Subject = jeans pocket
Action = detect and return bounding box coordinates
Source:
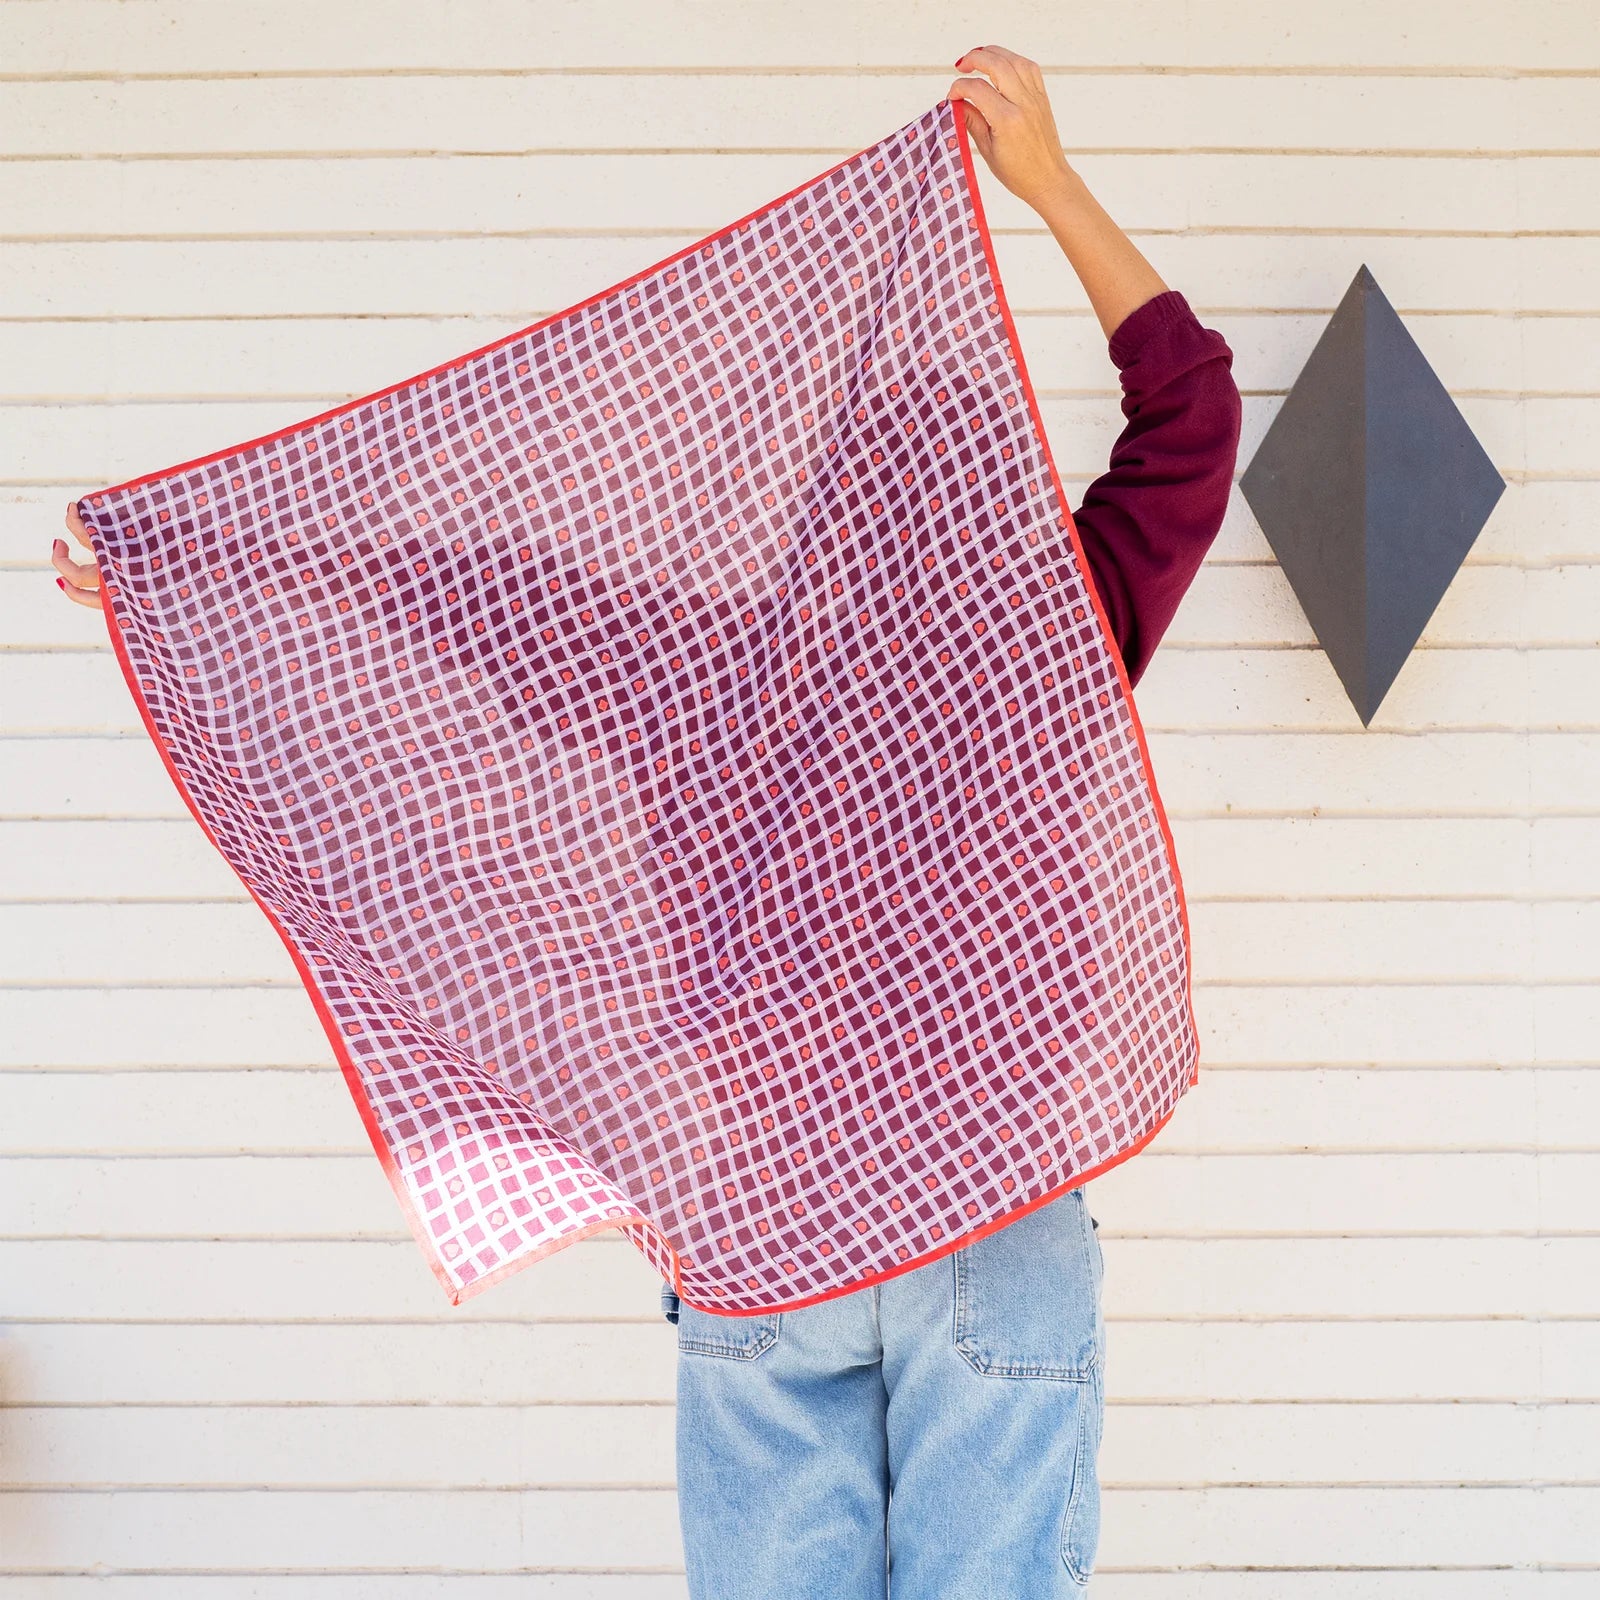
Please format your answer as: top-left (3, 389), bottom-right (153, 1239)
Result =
top-left (952, 1183), bottom-right (1101, 1381)
top-left (675, 1296), bottom-right (782, 1360)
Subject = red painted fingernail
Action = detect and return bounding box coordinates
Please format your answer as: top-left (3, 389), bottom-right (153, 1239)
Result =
top-left (56, 576), bottom-right (65, 589)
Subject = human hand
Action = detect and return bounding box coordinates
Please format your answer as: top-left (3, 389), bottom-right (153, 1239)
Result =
top-left (52, 500), bottom-right (105, 610)
top-left (949, 45), bottom-right (1082, 214)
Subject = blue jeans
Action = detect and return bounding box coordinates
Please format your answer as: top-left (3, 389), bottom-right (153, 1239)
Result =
top-left (660, 1182), bottom-right (1106, 1598)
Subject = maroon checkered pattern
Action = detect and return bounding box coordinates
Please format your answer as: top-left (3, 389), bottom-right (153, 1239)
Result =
top-left (80, 98), bottom-right (1199, 1311)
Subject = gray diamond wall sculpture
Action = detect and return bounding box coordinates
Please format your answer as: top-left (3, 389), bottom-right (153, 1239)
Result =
top-left (1239, 264), bottom-right (1506, 725)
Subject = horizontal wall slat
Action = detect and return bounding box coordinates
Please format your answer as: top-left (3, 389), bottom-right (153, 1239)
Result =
top-left (0, 982), bottom-right (1579, 1075)
top-left (10, 641), bottom-right (1600, 738)
top-left (0, 1581), bottom-right (1591, 1600)
top-left (5, 1236), bottom-right (1600, 1320)
top-left (2, 1584), bottom-right (686, 1600)
top-left (3, 816), bottom-right (1598, 901)
top-left (0, 1485), bottom-right (684, 1574)
top-left (5, 1152), bottom-right (1599, 1238)
top-left (3, 0), bottom-right (1595, 72)
top-left (1, 1484), bottom-right (1596, 1572)
top-left (16, 564), bottom-right (1600, 658)
top-left (13, 480), bottom-right (1600, 571)
top-left (4, 979), bottom-right (1594, 1066)
top-left (4, 151), bottom-right (1598, 238)
top-left (6, 896), bottom-right (1598, 985)
top-left (0, 820), bottom-right (246, 901)
top-left (9, 732), bottom-right (1600, 820)
top-left (0, 1584), bottom-right (683, 1600)
top-left (7, 1399), bottom-right (1598, 1489)
top-left (0, 392), bottom-right (1550, 492)
top-left (9, 1066), bottom-right (1598, 1155)
top-left (10, 1319), bottom-right (1600, 1406)
top-left (11, 309), bottom-right (1595, 401)
top-left (5, 236), bottom-right (1599, 325)
top-left (6, 73), bottom-right (1600, 158)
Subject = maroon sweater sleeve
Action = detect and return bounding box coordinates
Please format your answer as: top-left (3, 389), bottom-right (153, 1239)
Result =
top-left (1069, 288), bottom-right (1242, 689)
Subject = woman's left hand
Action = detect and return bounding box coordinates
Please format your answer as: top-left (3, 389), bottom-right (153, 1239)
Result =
top-left (949, 45), bottom-right (1081, 214)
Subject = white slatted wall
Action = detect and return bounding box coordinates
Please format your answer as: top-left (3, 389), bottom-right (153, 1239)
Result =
top-left (2, 2), bottom-right (1598, 1593)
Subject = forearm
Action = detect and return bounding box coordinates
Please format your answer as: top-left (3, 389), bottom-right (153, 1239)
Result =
top-left (1032, 171), bottom-right (1169, 344)
top-left (945, 46), bottom-right (1239, 690)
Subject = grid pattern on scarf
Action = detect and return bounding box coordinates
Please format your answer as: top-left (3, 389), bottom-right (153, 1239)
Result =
top-left (81, 98), bottom-right (1198, 1311)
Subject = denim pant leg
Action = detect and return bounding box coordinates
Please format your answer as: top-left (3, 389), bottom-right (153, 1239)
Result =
top-left (667, 1276), bottom-right (890, 1600)
top-left (880, 1184), bottom-right (1106, 1597)
top-left (663, 1182), bottom-right (1105, 1599)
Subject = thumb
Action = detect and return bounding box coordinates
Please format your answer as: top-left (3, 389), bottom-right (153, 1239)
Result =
top-left (948, 87), bottom-right (995, 166)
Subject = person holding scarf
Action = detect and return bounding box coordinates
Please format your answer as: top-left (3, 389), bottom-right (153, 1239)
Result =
top-left (52, 42), bottom-right (1241, 1600)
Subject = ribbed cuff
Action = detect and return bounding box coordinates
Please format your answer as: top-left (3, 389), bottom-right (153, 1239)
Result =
top-left (1107, 288), bottom-right (1200, 369)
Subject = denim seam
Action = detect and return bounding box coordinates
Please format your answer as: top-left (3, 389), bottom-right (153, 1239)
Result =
top-left (677, 1311), bottom-right (782, 1360)
top-left (1060, 1361), bottom-right (1101, 1585)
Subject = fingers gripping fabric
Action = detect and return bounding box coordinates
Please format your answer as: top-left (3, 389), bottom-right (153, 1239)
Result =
top-left (79, 99), bottom-right (1199, 1313)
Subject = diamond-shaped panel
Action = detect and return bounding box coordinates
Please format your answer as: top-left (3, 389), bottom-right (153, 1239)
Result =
top-left (1240, 264), bottom-right (1506, 725)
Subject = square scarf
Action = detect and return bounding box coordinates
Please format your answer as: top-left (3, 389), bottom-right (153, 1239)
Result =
top-left (78, 97), bottom-right (1199, 1313)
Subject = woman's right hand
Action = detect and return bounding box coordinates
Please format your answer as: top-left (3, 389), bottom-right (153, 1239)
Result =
top-left (53, 501), bottom-right (105, 610)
